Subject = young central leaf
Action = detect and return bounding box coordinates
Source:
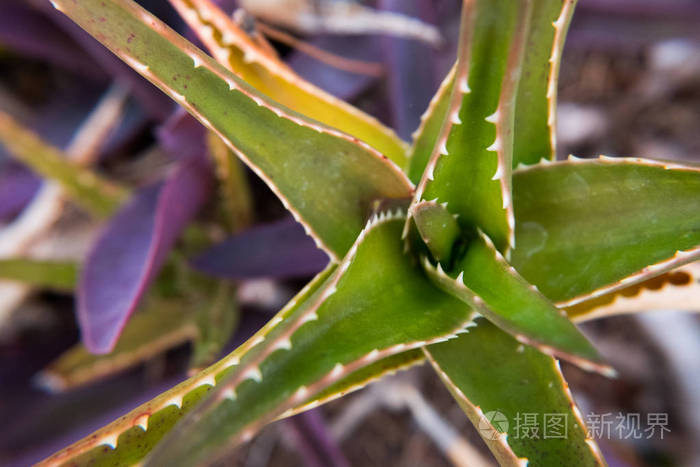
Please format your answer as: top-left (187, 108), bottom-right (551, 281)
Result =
top-left (410, 200), bottom-right (462, 264)
top-left (415, 0), bottom-right (531, 252)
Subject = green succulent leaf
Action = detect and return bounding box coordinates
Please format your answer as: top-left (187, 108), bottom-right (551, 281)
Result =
top-left (50, 0), bottom-right (412, 261)
top-left (0, 258), bottom-right (77, 292)
top-left (0, 110), bottom-right (128, 218)
top-left (169, 0), bottom-right (408, 167)
top-left (413, 0), bottom-right (531, 252)
top-left (410, 200), bottom-right (461, 264)
top-left (513, 0), bottom-right (576, 166)
top-left (512, 157), bottom-right (700, 306)
top-left (425, 320), bottom-right (605, 466)
top-left (38, 265), bottom-right (338, 466)
top-left (408, 0), bottom-right (576, 177)
top-left (39, 211), bottom-right (474, 467)
top-left (422, 230), bottom-right (610, 375)
top-left (37, 300), bottom-right (198, 392)
top-left (142, 212), bottom-right (476, 466)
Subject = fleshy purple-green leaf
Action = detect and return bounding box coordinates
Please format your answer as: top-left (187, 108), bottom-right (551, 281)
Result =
top-left (192, 219), bottom-right (329, 280)
top-left (78, 155), bottom-right (212, 353)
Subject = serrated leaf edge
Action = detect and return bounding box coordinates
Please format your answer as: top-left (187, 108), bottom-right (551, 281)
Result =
top-left (51, 0), bottom-right (413, 262)
top-left (515, 154), bottom-right (700, 174)
top-left (170, 0), bottom-right (408, 160)
top-left (517, 156), bottom-right (700, 307)
top-left (550, 359), bottom-right (607, 465)
top-left (37, 265), bottom-right (337, 465)
top-left (279, 351), bottom-right (425, 419)
top-left (424, 341), bottom-right (606, 466)
top-left (544, 0), bottom-right (577, 159)
top-left (198, 209), bottom-right (479, 447)
top-left (423, 344), bottom-right (528, 467)
top-left (483, 0), bottom-right (532, 251)
top-left (420, 245), bottom-right (615, 378)
top-left (407, 0), bottom-right (475, 238)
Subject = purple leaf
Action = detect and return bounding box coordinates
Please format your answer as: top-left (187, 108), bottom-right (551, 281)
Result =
top-left (378, 0), bottom-right (442, 140)
top-left (0, 2), bottom-right (101, 79)
top-left (0, 162), bottom-right (41, 222)
top-left (78, 155), bottom-right (213, 354)
top-left (156, 110), bottom-right (207, 160)
top-left (37, 3), bottom-right (174, 121)
top-left (192, 219), bottom-right (329, 280)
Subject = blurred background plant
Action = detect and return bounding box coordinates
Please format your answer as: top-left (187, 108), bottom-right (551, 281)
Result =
top-left (1, 0), bottom-right (700, 466)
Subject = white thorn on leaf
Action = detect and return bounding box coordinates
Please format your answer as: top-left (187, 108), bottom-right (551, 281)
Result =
top-left (225, 355), bottom-right (240, 367)
top-left (273, 337), bottom-right (292, 351)
top-left (134, 414), bottom-right (149, 431)
top-left (171, 91), bottom-right (187, 105)
top-left (502, 191), bottom-right (512, 210)
top-left (100, 433), bottom-right (119, 450)
top-left (300, 312), bottom-right (319, 324)
top-left (221, 387), bottom-right (237, 401)
top-left (486, 138), bottom-right (501, 153)
top-left (163, 394), bottom-right (183, 409)
top-left (122, 55), bottom-right (149, 74)
top-left (242, 367), bottom-right (263, 383)
top-left (491, 163), bottom-right (504, 181)
top-left (269, 316), bottom-right (283, 327)
top-left (139, 11), bottom-right (158, 26)
top-left (295, 385), bottom-right (309, 399)
top-left (196, 374), bottom-right (217, 388)
top-left (436, 262), bottom-right (446, 275)
top-left (485, 111), bottom-right (500, 124)
top-left (330, 363), bottom-right (344, 378)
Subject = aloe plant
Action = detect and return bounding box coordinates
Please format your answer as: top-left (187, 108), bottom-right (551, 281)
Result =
top-left (13, 0), bottom-right (700, 465)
